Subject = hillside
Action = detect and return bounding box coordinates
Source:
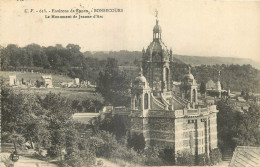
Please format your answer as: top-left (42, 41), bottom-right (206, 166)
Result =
top-left (84, 51), bottom-right (260, 69)
top-left (174, 54), bottom-right (260, 69)
top-left (84, 50), bottom-right (184, 65)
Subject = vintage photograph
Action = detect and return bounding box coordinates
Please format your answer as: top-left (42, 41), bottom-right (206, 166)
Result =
top-left (1, 0), bottom-right (260, 166)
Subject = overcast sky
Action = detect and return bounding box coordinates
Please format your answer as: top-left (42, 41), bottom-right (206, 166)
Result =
top-left (1, 0), bottom-right (260, 61)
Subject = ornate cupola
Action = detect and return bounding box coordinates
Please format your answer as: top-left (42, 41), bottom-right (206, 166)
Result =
top-left (182, 66), bottom-right (198, 105)
top-left (153, 12), bottom-right (162, 41)
top-left (141, 10), bottom-right (172, 93)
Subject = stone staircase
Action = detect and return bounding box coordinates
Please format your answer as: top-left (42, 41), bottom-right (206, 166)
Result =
top-left (222, 147), bottom-right (235, 162)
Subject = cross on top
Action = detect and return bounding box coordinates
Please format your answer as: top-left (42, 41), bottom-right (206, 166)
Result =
top-left (155, 9), bottom-right (158, 19)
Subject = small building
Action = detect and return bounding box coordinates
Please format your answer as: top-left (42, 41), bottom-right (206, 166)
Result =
top-left (41, 75), bottom-right (53, 88)
top-left (74, 78), bottom-right (80, 85)
top-left (206, 80), bottom-right (215, 90)
top-left (9, 75), bottom-right (17, 86)
top-left (206, 73), bottom-right (229, 98)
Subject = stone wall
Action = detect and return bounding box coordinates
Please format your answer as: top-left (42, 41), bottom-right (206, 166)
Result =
top-left (130, 108), bottom-right (218, 156)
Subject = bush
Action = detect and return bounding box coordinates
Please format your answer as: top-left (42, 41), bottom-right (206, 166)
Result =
top-left (197, 153), bottom-right (210, 166)
top-left (143, 147), bottom-right (165, 166)
top-left (111, 144), bottom-right (141, 164)
top-left (1, 155), bottom-right (14, 167)
top-left (90, 131), bottom-right (118, 158)
top-left (127, 133), bottom-right (146, 152)
top-left (159, 148), bottom-right (175, 165)
top-left (210, 148), bottom-right (222, 165)
top-left (175, 150), bottom-right (195, 166)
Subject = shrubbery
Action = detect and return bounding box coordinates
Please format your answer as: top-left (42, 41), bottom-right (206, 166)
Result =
top-left (209, 148), bottom-right (222, 165)
top-left (175, 150), bottom-right (195, 166)
top-left (175, 148), bottom-right (222, 166)
top-left (197, 153), bottom-right (210, 166)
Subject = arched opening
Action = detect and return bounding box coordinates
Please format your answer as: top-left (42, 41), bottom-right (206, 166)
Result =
top-left (193, 89), bottom-right (196, 103)
top-left (144, 93), bottom-right (149, 109)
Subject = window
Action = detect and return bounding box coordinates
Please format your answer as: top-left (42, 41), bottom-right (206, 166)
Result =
top-left (166, 68), bottom-right (169, 90)
top-left (144, 93), bottom-right (149, 109)
top-left (193, 89), bottom-right (196, 102)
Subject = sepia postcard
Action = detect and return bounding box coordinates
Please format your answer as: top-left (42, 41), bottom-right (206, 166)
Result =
top-left (1, 0), bottom-right (260, 167)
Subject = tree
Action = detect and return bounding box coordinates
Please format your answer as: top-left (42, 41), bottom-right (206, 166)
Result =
top-left (209, 148), bottom-right (222, 165)
top-left (20, 49), bottom-right (29, 68)
top-left (241, 90), bottom-right (245, 96)
top-left (41, 93), bottom-right (74, 158)
top-left (41, 52), bottom-right (50, 68)
top-left (6, 44), bottom-right (21, 70)
top-left (127, 133), bottom-right (145, 153)
top-left (200, 81), bottom-right (206, 95)
top-left (66, 44), bottom-right (81, 53)
top-left (1, 84), bottom-right (50, 153)
top-left (233, 104), bottom-right (260, 146)
top-left (217, 99), bottom-right (240, 148)
top-left (175, 150), bottom-right (195, 166)
top-left (82, 99), bottom-right (94, 112)
top-left (217, 99), bottom-right (260, 149)
top-left (90, 131), bottom-right (118, 158)
top-left (197, 153), bottom-right (210, 166)
top-left (96, 58), bottom-right (131, 107)
top-left (25, 44), bottom-right (42, 67)
top-left (63, 125), bottom-right (96, 167)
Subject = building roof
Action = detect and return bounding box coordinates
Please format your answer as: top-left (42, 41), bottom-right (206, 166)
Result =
top-left (229, 146), bottom-right (260, 167)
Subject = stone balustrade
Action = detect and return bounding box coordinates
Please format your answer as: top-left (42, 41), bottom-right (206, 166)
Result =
top-left (131, 105), bottom-right (217, 118)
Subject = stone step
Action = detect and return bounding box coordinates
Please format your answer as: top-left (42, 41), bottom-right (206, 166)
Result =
top-left (221, 147), bottom-right (234, 162)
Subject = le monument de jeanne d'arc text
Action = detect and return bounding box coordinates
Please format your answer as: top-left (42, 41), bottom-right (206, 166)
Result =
top-left (128, 13), bottom-right (219, 157)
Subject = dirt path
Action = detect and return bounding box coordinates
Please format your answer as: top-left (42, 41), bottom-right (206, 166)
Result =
top-left (97, 158), bottom-right (121, 167)
top-left (1, 153), bottom-right (57, 167)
